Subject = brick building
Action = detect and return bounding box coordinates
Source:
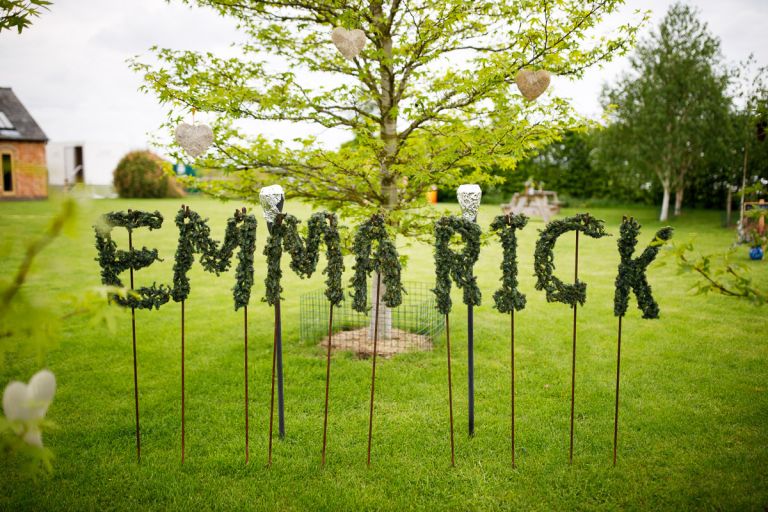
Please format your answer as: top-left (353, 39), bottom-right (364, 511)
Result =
top-left (0, 88), bottom-right (48, 200)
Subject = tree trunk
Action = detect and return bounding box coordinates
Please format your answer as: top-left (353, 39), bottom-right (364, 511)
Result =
top-left (369, 1), bottom-right (396, 340)
top-left (660, 183), bottom-right (671, 222)
top-left (674, 187), bottom-right (684, 217)
top-left (738, 144), bottom-right (749, 242)
top-left (368, 275), bottom-right (392, 340)
top-left (725, 185), bottom-right (733, 227)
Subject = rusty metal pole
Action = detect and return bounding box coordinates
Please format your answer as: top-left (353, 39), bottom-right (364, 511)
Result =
top-left (321, 304), bottom-right (334, 466)
top-left (244, 305), bottom-right (249, 464)
top-left (569, 229), bottom-right (579, 465)
top-left (613, 315), bottom-right (623, 466)
top-left (128, 226), bottom-right (141, 464)
top-left (181, 299), bottom-right (185, 464)
top-left (511, 310), bottom-right (516, 468)
top-left (366, 271), bottom-right (382, 466)
top-left (446, 314), bottom-right (455, 467)
top-left (179, 205), bottom-right (187, 464)
top-left (268, 300), bottom-right (278, 466)
top-left (276, 298), bottom-right (285, 439)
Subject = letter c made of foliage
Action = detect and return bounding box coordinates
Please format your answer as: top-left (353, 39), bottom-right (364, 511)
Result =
top-left (533, 213), bottom-right (608, 307)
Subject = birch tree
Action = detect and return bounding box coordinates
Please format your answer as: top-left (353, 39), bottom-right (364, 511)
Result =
top-left (599, 2), bottom-right (730, 221)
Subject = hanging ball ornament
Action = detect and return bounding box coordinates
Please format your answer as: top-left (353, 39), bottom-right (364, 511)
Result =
top-left (457, 184), bottom-right (482, 222)
top-left (175, 122), bottom-right (214, 158)
top-left (331, 27), bottom-right (367, 60)
top-left (259, 184), bottom-right (285, 224)
top-left (515, 69), bottom-right (551, 101)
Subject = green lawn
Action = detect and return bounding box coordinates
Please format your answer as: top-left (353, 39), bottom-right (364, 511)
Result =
top-left (1, 196), bottom-right (766, 511)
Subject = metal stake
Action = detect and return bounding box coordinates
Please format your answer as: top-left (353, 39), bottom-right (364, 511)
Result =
top-left (128, 228), bottom-right (141, 464)
top-left (181, 299), bottom-right (186, 464)
top-left (511, 310), bottom-right (516, 468)
top-left (264, 214), bottom-right (286, 442)
top-left (468, 304), bottom-right (475, 437)
top-left (446, 314), bottom-right (456, 467)
top-left (276, 299), bottom-right (285, 439)
top-left (268, 301), bottom-right (278, 467)
top-left (613, 315), bottom-right (623, 466)
top-left (569, 229), bottom-right (579, 465)
top-left (244, 305), bottom-right (249, 464)
top-left (321, 304), bottom-right (334, 466)
top-left (366, 271), bottom-right (382, 466)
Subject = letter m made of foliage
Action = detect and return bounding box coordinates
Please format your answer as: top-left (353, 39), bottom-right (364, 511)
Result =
top-left (171, 206), bottom-right (258, 311)
top-left (262, 212), bottom-right (344, 308)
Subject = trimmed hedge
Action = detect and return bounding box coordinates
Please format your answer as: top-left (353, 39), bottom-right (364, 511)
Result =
top-left (113, 151), bottom-right (184, 198)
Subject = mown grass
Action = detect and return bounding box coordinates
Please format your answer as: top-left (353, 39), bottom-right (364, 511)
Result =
top-left (0, 196), bottom-right (766, 511)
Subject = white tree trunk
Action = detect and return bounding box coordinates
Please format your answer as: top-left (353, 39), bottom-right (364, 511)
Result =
top-left (660, 184), bottom-right (671, 222)
top-left (369, 8), bottom-right (397, 341)
top-left (368, 273), bottom-right (392, 340)
top-left (674, 187), bottom-right (684, 216)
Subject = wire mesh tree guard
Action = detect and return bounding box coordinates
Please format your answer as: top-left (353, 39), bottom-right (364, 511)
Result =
top-left (300, 282), bottom-right (444, 357)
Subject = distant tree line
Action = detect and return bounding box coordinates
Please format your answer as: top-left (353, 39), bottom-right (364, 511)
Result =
top-left (484, 3), bottom-right (768, 222)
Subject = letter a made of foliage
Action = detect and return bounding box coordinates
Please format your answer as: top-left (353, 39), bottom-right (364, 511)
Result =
top-left (350, 214), bottom-right (404, 313)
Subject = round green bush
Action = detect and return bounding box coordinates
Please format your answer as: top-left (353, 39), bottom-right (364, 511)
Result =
top-left (113, 151), bottom-right (184, 198)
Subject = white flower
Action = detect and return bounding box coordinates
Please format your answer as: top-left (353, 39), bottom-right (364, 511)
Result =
top-left (2, 369), bottom-right (56, 447)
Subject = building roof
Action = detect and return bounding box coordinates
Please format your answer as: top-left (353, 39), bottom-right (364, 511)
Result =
top-left (0, 88), bottom-right (48, 143)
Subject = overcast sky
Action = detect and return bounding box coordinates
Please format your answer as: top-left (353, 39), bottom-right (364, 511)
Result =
top-left (1, 0), bottom-right (767, 154)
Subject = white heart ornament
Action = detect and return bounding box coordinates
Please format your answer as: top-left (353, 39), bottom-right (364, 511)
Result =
top-left (331, 27), bottom-right (366, 60)
top-left (2, 369), bottom-right (56, 447)
top-left (2, 382), bottom-right (31, 421)
top-left (175, 122), bottom-right (213, 158)
top-left (515, 70), bottom-right (551, 101)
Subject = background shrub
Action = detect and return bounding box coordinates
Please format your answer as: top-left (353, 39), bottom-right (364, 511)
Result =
top-left (113, 151), bottom-right (184, 198)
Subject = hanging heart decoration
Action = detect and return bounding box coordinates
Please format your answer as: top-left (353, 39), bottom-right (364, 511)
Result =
top-left (331, 27), bottom-right (366, 60)
top-left (515, 69), bottom-right (551, 101)
top-left (175, 122), bottom-right (214, 158)
top-left (2, 369), bottom-right (57, 447)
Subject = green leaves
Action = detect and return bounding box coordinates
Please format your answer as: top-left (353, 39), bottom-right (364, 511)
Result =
top-left (669, 239), bottom-right (767, 305)
top-left (134, 0), bottom-right (645, 238)
top-left (0, 0), bottom-right (51, 34)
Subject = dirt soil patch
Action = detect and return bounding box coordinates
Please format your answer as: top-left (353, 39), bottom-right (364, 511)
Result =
top-left (319, 327), bottom-right (433, 357)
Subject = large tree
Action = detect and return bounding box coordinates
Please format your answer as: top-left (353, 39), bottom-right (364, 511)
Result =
top-left (598, 2), bottom-right (731, 221)
top-left (134, 0), bottom-right (643, 236)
